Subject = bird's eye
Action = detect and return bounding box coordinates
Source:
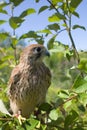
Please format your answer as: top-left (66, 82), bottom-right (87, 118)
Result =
top-left (34, 47), bottom-right (41, 53)
top-left (36, 47), bottom-right (41, 52)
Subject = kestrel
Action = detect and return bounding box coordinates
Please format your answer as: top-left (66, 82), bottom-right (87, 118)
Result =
top-left (8, 44), bottom-right (51, 118)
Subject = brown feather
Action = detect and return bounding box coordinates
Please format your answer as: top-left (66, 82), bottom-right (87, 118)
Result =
top-left (8, 44), bottom-right (51, 118)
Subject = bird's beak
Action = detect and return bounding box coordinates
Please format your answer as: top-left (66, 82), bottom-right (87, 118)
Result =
top-left (45, 50), bottom-right (50, 57)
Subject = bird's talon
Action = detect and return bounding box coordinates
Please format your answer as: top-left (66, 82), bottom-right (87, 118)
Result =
top-left (13, 114), bottom-right (26, 125)
top-left (18, 115), bottom-right (26, 125)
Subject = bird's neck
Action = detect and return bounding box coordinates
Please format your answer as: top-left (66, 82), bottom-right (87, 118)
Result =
top-left (20, 60), bottom-right (44, 69)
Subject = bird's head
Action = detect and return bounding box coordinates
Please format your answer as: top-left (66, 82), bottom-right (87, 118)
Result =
top-left (20, 44), bottom-right (50, 64)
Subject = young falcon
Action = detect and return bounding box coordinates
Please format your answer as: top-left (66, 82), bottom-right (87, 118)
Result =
top-left (8, 44), bottom-right (51, 118)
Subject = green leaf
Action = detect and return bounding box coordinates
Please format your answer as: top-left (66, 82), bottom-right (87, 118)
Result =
top-left (35, 38), bottom-right (44, 44)
top-left (78, 104), bottom-right (85, 112)
top-left (78, 59), bottom-right (87, 73)
top-left (49, 109), bottom-right (58, 120)
top-left (38, 6), bottom-right (49, 14)
top-left (49, 41), bottom-right (65, 53)
top-left (0, 99), bottom-right (11, 116)
top-left (35, 0), bottom-right (40, 2)
top-left (0, 9), bottom-right (7, 14)
top-left (20, 8), bottom-right (36, 18)
top-left (48, 13), bottom-right (66, 22)
top-left (64, 110), bottom-right (78, 129)
top-left (48, 23), bottom-right (60, 32)
top-left (72, 11), bottom-right (79, 18)
top-left (47, 35), bottom-right (56, 49)
top-left (55, 97), bottom-right (64, 107)
top-left (78, 93), bottom-right (87, 106)
top-left (1, 55), bottom-right (14, 62)
top-left (11, 37), bottom-right (18, 46)
top-left (72, 25), bottom-right (86, 31)
top-left (51, 0), bottom-right (60, 5)
top-left (39, 103), bottom-right (52, 112)
top-left (0, 32), bottom-right (10, 40)
top-left (58, 90), bottom-right (69, 99)
top-left (48, 14), bottom-right (59, 22)
top-left (9, 17), bottom-right (24, 29)
top-left (10, 0), bottom-right (24, 6)
top-left (70, 0), bottom-right (82, 9)
top-left (0, 1), bottom-right (9, 9)
top-left (38, 29), bottom-right (52, 34)
top-left (0, 62), bottom-right (9, 69)
top-left (20, 31), bottom-right (41, 39)
top-left (72, 75), bottom-right (87, 93)
top-left (0, 1), bottom-right (8, 14)
top-left (64, 49), bottom-right (74, 61)
top-left (26, 118), bottom-right (39, 130)
top-left (72, 75), bottom-right (85, 89)
top-left (0, 20), bottom-right (6, 25)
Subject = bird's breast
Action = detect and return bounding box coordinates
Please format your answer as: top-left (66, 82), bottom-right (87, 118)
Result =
top-left (18, 64), bottom-right (51, 105)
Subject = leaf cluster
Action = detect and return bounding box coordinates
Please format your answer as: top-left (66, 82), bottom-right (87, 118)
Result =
top-left (0, 0), bottom-right (87, 130)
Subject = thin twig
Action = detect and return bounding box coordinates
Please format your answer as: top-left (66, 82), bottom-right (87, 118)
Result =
top-left (57, 28), bottom-right (66, 35)
top-left (63, 94), bottom-right (77, 105)
top-left (47, 0), bottom-right (60, 13)
top-left (58, 94), bottom-right (78, 108)
top-left (63, 19), bottom-right (80, 62)
top-left (63, 1), bottom-right (80, 64)
top-left (0, 117), bottom-right (13, 121)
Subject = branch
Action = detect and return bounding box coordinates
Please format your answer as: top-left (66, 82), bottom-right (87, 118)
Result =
top-left (57, 28), bottom-right (66, 35)
top-left (68, 31), bottom-right (80, 63)
top-left (47, 0), bottom-right (82, 71)
top-left (47, 0), bottom-right (59, 13)
top-left (0, 117), bottom-right (13, 121)
top-left (62, 94), bottom-right (78, 105)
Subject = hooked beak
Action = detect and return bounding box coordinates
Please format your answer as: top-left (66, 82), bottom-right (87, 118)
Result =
top-left (45, 50), bottom-right (50, 57)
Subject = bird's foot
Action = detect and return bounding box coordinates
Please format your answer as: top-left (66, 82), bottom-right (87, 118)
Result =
top-left (13, 110), bottom-right (26, 125)
top-left (17, 114), bottom-right (26, 125)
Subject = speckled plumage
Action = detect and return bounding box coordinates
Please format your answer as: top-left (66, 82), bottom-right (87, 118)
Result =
top-left (8, 44), bottom-right (51, 118)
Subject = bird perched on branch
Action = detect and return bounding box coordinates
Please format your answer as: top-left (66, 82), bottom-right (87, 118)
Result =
top-left (8, 44), bottom-right (51, 119)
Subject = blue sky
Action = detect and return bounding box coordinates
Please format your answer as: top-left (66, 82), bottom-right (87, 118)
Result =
top-left (0, 0), bottom-right (87, 50)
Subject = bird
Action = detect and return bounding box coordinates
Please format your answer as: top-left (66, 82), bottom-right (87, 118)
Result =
top-left (7, 44), bottom-right (51, 119)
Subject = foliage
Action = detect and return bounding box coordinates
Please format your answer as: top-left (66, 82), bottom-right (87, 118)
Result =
top-left (0, 0), bottom-right (87, 130)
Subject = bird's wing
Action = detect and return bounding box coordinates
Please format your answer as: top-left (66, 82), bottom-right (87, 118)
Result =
top-left (8, 66), bottom-right (21, 96)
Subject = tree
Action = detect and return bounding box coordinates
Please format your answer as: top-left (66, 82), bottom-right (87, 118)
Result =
top-left (0, 0), bottom-right (87, 129)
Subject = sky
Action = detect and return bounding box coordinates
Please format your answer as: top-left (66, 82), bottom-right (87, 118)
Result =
top-left (0, 0), bottom-right (87, 50)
